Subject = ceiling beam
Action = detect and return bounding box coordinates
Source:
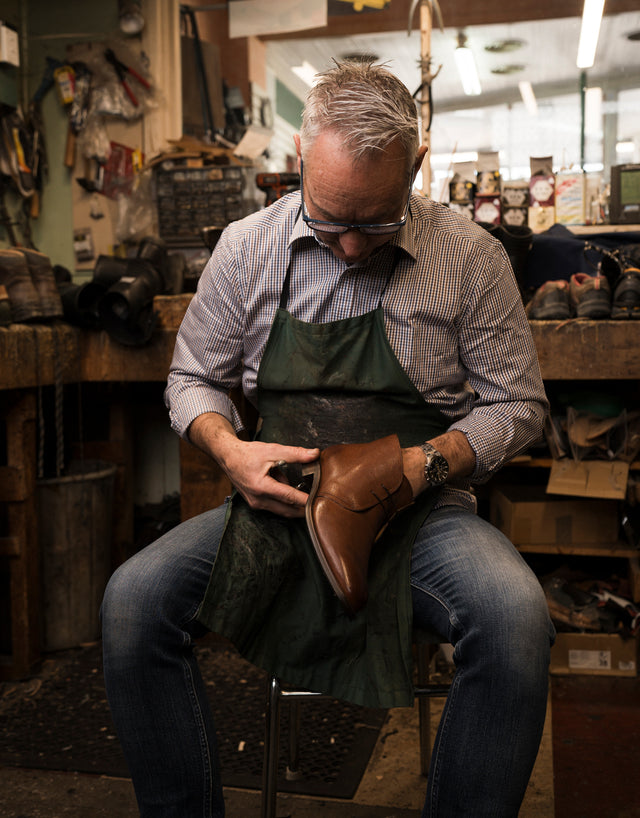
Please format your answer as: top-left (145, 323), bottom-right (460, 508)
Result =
top-left (263, 0), bottom-right (640, 41)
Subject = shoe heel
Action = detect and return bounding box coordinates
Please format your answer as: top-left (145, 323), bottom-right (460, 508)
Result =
top-left (301, 460), bottom-right (321, 500)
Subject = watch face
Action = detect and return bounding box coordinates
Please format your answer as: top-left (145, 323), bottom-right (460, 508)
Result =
top-left (422, 445), bottom-right (449, 486)
top-left (427, 455), bottom-right (448, 485)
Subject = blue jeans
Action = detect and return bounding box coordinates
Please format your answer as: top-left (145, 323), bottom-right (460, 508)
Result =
top-left (101, 503), bottom-right (554, 817)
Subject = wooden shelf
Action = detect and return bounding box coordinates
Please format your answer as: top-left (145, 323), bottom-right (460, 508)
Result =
top-left (569, 224), bottom-right (640, 236)
top-left (529, 319), bottom-right (640, 381)
top-left (508, 456), bottom-right (640, 470)
top-left (516, 541), bottom-right (639, 558)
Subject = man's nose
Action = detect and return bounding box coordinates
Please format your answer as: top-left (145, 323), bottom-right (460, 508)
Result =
top-left (338, 229), bottom-right (369, 260)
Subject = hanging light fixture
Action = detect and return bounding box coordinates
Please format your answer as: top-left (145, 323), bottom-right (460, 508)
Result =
top-left (454, 32), bottom-right (481, 96)
top-left (577, 0), bottom-right (605, 68)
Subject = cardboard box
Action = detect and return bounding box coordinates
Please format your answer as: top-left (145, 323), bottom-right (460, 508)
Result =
top-left (474, 196), bottom-right (501, 225)
top-left (490, 484), bottom-right (619, 545)
top-left (528, 204), bottom-right (555, 232)
top-left (550, 632), bottom-right (638, 677)
top-left (546, 459), bottom-right (629, 500)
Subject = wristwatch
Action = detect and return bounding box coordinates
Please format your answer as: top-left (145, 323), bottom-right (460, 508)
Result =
top-left (419, 442), bottom-right (449, 487)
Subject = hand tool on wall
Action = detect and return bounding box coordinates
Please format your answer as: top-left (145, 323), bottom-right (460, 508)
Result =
top-left (104, 47), bottom-right (151, 108)
top-left (64, 62), bottom-right (92, 169)
top-left (180, 5), bottom-right (215, 141)
top-left (27, 57), bottom-right (62, 217)
top-left (256, 172), bottom-right (300, 206)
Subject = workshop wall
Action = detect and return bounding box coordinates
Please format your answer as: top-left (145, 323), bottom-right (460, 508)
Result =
top-left (25, 0), bottom-right (122, 273)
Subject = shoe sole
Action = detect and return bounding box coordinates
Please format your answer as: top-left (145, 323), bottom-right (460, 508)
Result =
top-left (611, 305), bottom-right (640, 319)
top-left (575, 294), bottom-right (611, 319)
top-left (302, 461), bottom-right (355, 616)
top-left (529, 304), bottom-right (571, 320)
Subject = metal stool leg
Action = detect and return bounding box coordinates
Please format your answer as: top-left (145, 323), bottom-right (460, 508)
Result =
top-left (286, 698), bottom-right (303, 780)
top-left (416, 640), bottom-right (436, 776)
top-left (261, 675), bottom-right (282, 818)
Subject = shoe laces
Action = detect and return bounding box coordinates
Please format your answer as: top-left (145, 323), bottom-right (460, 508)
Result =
top-left (370, 482), bottom-right (407, 521)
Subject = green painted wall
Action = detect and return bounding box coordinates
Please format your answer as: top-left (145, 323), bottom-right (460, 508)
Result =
top-left (28, 1), bottom-right (119, 271)
top-left (276, 78), bottom-right (304, 130)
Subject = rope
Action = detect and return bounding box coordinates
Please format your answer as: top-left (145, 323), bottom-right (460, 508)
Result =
top-left (33, 328), bottom-right (45, 480)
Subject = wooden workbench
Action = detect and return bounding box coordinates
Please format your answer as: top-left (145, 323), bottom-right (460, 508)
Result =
top-left (2, 299), bottom-right (640, 681)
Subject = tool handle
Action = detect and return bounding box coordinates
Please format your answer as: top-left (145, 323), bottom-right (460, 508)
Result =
top-left (64, 124), bottom-right (76, 168)
top-left (121, 79), bottom-right (138, 107)
top-left (126, 65), bottom-right (151, 90)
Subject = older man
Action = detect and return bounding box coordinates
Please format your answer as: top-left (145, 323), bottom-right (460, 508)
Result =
top-left (102, 61), bottom-right (553, 817)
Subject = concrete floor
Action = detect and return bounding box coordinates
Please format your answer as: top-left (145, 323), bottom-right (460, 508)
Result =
top-left (0, 693), bottom-right (554, 817)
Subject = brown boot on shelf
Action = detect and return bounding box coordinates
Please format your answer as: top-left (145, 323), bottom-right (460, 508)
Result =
top-left (0, 248), bottom-right (43, 323)
top-left (303, 434), bottom-right (414, 616)
top-left (19, 248), bottom-right (64, 320)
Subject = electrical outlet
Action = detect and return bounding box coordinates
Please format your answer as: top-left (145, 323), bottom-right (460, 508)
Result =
top-left (0, 23), bottom-right (19, 67)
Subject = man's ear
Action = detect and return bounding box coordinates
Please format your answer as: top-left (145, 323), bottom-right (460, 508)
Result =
top-left (414, 145), bottom-right (428, 176)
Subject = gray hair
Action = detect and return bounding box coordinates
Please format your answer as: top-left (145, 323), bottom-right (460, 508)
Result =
top-left (299, 60), bottom-right (419, 168)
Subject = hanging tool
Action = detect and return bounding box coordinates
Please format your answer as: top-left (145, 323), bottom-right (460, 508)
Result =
top-left (256, 172), bottom-right (300, 206)
top-left (408, 0), bottom-right (445, 197)
top-left (104, 47), bottom-right (151, 107)
top-left (64, 62), bottom-right (92, 169)
top-left (408, 0), bottom-right (444, 36)
top-left (180, 4), bottom-right (216, 141)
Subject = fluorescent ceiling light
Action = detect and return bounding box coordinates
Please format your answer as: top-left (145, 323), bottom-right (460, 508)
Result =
top-left (616, 140), bottom-right (635, 154)
top-left (518, 81), bottom-right (538, 115)
top-left (431, 151), bottom-right (478, 166)
top-left (577, 0), bottom-right (605, 69)
top-left (584, 86), bottom-right (602, 134)
top-left (291, 60), bottom-right (319, 87)
top-left (455, 34), bottom-right (482, 96)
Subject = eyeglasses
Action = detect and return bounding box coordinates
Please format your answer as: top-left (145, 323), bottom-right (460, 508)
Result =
top-left (299, 161), bottom-right (413, 236)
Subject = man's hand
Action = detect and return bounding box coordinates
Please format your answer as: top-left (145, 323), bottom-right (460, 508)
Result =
top-left (188, 412), bottom-right (319, 518)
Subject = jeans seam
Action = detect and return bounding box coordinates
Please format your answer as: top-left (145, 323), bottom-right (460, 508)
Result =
top-left (182, 651), bottom-right (214, 817)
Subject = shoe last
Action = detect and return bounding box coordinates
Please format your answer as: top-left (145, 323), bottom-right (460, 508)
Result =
top-left (304, 434), bottom-right (413, 616)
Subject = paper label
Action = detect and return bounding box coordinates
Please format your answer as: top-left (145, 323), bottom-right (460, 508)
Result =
top-left (568, 649), bottom-right (611, 670)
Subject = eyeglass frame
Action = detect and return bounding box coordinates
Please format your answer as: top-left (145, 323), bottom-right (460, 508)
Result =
top-left (299, 160), bottom-right (414, 236)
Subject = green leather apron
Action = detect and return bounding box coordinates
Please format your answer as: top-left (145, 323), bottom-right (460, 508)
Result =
top-left (197, 247), bottom-right (449, 707)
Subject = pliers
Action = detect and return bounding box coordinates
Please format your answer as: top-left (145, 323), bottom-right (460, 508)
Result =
top-left (104, 48), bottom-right (151, 107)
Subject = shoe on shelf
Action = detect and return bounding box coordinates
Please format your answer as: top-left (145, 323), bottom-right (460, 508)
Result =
top-left (0, 248), bottom-right (43, 323)
top-left (569, 272), bottom-right (611, 319)
top-left (525, 279), bottom-right (571, 320)
top-left (612, 266), bottom-right (640, 320)
top-left (19, 248), bottom-right (64, 320)
top-left (303, 434), bottom-right (413, 616)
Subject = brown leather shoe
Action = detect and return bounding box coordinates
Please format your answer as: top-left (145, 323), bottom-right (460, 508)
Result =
top-left (19, 248), bottom-right (64, 319)
top-left (0, 248), bottom-right (43, 322)
top-left (304, 434), bottom-right (413, 616)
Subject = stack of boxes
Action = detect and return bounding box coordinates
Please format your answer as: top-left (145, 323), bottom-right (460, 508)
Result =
top-left (448, 153), bottom-right (601, 232)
